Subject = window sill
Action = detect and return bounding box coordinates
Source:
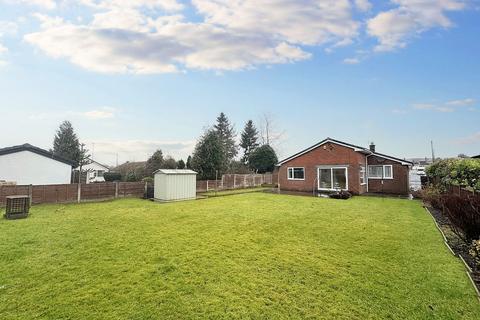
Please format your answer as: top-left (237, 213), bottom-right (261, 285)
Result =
top-left (288, 178), bottom-right (305, 181)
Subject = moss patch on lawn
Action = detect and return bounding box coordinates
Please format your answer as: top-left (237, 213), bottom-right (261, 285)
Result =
top-left (0, 194), bottom-right (479, 319)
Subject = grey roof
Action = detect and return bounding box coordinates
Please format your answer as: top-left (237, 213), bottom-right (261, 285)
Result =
top-left (154, 169), bottom-right (197, 175)
top-left (277, 137), bottom-right (413, 166)
top-left (0, 143), bottom-right (76, 166)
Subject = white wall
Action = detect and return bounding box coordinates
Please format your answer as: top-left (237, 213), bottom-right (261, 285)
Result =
top-left (154, 173), bottom-right (196, 201)
top-left (0, 151), bottom-right (72, 185)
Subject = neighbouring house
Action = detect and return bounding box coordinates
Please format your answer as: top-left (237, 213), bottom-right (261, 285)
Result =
top-left (76, 160), bottom-right (110, 184)
top-left (0, 143), bottom-right (75, 185)
top-left (276, 138), bottom-right (413, 195)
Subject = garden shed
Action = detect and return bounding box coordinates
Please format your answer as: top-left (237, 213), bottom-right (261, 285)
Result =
top-left (154, 169), bottom-right (197, 202)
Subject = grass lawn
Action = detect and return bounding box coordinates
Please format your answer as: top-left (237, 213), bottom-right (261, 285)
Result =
top-left (1, 194), bottom-right (479, 319)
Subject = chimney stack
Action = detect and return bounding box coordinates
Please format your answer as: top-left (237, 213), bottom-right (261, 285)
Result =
top-left (369, 142), bottom-right (376, 152)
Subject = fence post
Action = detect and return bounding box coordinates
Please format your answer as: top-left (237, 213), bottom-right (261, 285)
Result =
top-left (28, 184), bottom-right (33, 206)
top-left (115, 182), bottom-right (119, 198)
top-left (77, 183), bottom-right (81, 203)
top-left (206, 180), bottom-right (209, 192)
top-left (221, 175), bottom-right (224, 190)
top-left (144, 182), bottom-right (148, 198)
top-left (233, 174), bottom-right (236, 189)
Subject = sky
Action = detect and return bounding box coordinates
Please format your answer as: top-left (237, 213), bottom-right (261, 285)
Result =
top-left (0, 0), bottom-right (479, 166)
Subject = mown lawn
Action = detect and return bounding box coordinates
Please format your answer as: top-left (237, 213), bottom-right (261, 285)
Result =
top-left (0, 193), bottom-right (479, 319)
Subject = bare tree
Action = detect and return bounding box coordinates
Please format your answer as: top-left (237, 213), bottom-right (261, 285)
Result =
top-left (258, 113), bottom-right (285, 147)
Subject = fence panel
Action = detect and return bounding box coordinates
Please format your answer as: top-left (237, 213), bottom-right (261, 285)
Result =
top-left (196, 173), bottom-right (273, 192)
top-left (1, 182), bottom-right (145, 206)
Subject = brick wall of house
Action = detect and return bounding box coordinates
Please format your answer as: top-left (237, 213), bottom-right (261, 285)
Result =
top-left (278, 143), bottom-right (368, 194)
top-left (367, 156), bottom-right (409, 195)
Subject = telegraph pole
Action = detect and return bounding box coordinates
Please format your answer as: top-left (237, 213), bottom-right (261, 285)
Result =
top-left (430, 140), bottom-right (435, 163)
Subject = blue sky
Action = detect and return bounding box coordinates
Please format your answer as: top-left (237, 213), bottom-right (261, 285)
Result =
top-left (0, 0), bottom-right (479, 165)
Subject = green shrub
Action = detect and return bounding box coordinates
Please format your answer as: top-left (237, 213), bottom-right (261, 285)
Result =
top-left (422, 185), bottom-right (443, 209)
top-left (426, 158), bottom-right (480, 191)
top-left (104, 172), bottom-right (122, 182)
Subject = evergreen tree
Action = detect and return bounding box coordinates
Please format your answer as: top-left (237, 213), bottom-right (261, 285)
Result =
top-left (186, 155), bottom-right (192, 169)
top-left (191, 129), bottom-right (225, 180)
top-left (177, 159), bottom-right (186, 169)
top-left (240, 120), bottom-right (259, 164)
top-left (248, 144), bottom-right (278, 173)
top-left (145, 150), bottom-right (164, 177)
top-left (214, 112), bottom-right (237, 165)
top-left (53, 120), bottom-right (87, 166)
top-left (163, 156), bottom-right (177, 169)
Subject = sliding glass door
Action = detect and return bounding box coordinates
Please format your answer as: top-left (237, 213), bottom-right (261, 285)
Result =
top-left (318, 167), bottom-right (348, 191)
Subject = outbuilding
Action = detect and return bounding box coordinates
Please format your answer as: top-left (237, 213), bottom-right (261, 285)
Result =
top-left (154, 169), bottom-right (197, 202)
top-left (0, 143), bottom-right (75, 185)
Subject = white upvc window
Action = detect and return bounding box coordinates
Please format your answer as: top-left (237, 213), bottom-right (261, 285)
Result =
top-left (368, 165), bottom-right (393, 179)
top-left (359, 165), bottom-right (366, 185)
top-left (317, 166), bottom-right (348, 191)
top-left (288, 167), bottom-right (305, 180)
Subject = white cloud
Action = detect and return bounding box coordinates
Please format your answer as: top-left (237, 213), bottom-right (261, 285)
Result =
top-left (25, 11), bottom-right (312, 74)
top-left (446, 98), bottom-right (475, 106)
top-left (2, 0), bottom-right (56, 10)
top-left (84, 139), bottom-right (195, 164)
top-left (343, 57), bottom-right (360, 64)
top-left (15, 0), bottom-right (471, 73)
top-left (28, 107), bottom-right (117, 120)
top-left (435, 106), bottom-right (454, 112)
top-left (0, 21), bottom-right (18, 36)
top-left (453, 132), bottom-right (480, 145)
top-left (192, 0), bottom-right (359, 46)
top-left (412, 97), bottom-right (475, 112)
top-left (392, 108), bottom-right (408, 114)
top-left (0, 43), bottom-right (7, 54)
top-left (79, 0), bottom-right (184, 11)
top-left (413, 103), bottom-right (436, 110)
top-left (367, 0), bottom-right (466, 51)
top-left (83, 107), bottom-right (115, 119)
top-left (354, 0), bottom-right (372, 12)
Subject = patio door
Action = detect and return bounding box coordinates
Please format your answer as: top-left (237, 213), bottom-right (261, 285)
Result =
top-left (317, 167), bottom-right (348, 191)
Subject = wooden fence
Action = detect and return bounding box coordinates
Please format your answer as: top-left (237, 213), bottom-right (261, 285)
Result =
top-left (196, 173), bottom-right (273, 192)
top-left (447, 185), bottom-right (480, 199)
top-left (0, 182), bottom-right (146, 206)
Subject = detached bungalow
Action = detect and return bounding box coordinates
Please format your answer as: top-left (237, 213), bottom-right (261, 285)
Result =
top-left (277, 138), bottom-right (413, 195)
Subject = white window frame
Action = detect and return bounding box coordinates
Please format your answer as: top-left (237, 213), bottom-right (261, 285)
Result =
top-left (317, 166), bottom-right (349, 191)
top-left (383, 165), bottom-right (393, 179)
top-left (368, 165), bottom-right (393, 180)
top-left (359, 165), bottom-right (366, 185)
top-left (287, 167), bottom-right (305, 180)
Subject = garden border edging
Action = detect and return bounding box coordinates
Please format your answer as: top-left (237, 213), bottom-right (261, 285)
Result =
top-left (424, 206), bottom-right (480, 302)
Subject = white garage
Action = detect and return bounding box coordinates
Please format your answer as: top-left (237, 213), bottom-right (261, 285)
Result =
top-left (154, 169), bottom-right (197, 202)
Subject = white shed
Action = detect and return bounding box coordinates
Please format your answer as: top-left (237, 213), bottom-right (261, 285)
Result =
top-left (154, 169), bottom-right (197, 202)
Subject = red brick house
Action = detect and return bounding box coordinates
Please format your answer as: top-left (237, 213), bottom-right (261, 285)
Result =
top-left (276, 138), bottom-right (413, 195)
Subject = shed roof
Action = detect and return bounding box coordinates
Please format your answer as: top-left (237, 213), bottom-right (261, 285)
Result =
top-left (0, 143), bottom-right (76, 166)
top-left (154, 169), bottom-right (197, 175)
